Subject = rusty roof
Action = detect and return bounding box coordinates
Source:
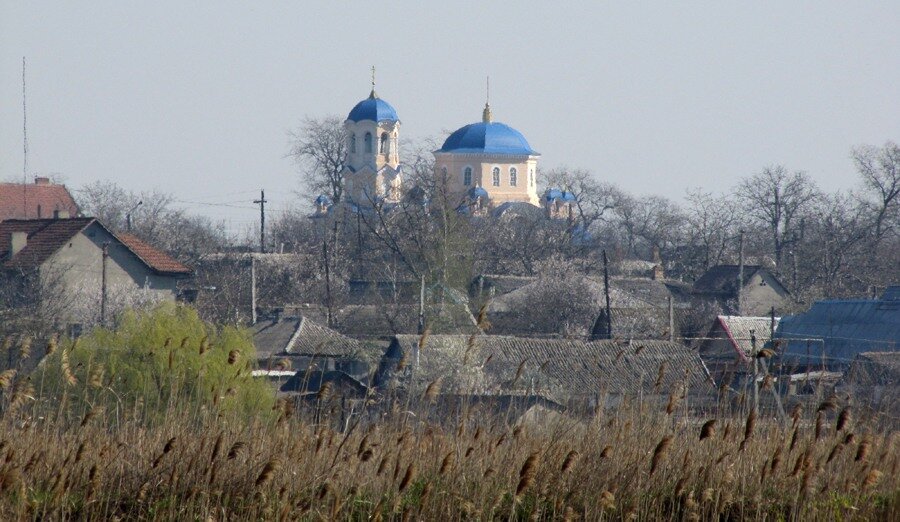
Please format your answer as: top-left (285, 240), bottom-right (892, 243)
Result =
top-left (116, 233), bottom-right (191, 274)
top-left (0, 218), bottom-right (191, 275)
top-left (0, 181), bottom-right (80, 221)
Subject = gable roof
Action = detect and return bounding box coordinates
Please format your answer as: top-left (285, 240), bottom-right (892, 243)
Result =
top-left (711, 315), bottom-right (779, 361)
top-left (694, 265), bottom-right (763, 294)
top-left (115, 233), bottom-right (191, 274)
top-left (252, 316), bottom-right (364, 358)
top-left (379, 335), bottom-right (713, 402)
top-left (0, 218), bottom-right (191, 275)
top-left (0, 218), bottom-right (95, 270)
top-left (0, 180), bottom-right (79, 221)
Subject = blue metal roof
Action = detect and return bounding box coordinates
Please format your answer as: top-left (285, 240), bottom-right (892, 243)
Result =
top-left (468, 186), bottom-right (489, 199)
top-left (776, 297), bottom-right (900, 367)
top-left (545, 188), bottom-right (563, 201)
top-left (439, 121), bottom-right (538, 155)
top-left (347, 94), bottom-right (399, 123)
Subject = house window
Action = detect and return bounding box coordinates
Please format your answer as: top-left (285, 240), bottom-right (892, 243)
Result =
top-left (463, 167), bottom-right (472, 186)
top-left (364, 132), bottom-right (373, 153)
top-left (379, 132), bottom-right (389, 154)
top-left (350, 134), bottom-right (357, 153)
top-left (510, 167), bottom-right (518, 187)
top-left (492, 167), bottom-right (500, 186)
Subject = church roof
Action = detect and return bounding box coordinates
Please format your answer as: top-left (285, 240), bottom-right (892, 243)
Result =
top-left (347, 92), bottom-right (399, 123)
top-left (438, 121), bottom-right (538, 156)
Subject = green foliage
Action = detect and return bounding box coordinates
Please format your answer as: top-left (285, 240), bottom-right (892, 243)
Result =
top-left (35, 302), bottom-right (274, 424)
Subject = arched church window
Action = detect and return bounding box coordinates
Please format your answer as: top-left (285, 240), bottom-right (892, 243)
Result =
top-left (529, 169), bottom-right (535, 186)
top-left (492, 167), bottom-right (500, 186)
top-left (463, 167), bottom-right (472, 186)
top-left (350, 134), bottom-right (357, 153)
top-left (509, 167), bottom-right (518, 187)
top-left (379, 132), bottom-right (389, 154)
top-left (441, 166), bottom-right (448, 181)
top-left (364, 132), bottom-right (373, 153)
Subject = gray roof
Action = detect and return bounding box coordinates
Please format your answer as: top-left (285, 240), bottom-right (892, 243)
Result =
top-left (379, 335), bottom-right (713, 402)
top-left (693, 265), bottom-right (788, 296)
top-left (843, 352), bottom-right (900, 387)
top-left (251, 316), bottom-right (363, 358)
top-left (776, 296), bottom-right (900, 366)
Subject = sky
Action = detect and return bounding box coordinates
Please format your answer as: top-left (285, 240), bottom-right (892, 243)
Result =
top-left (2, 2), bottom-right (898, 235)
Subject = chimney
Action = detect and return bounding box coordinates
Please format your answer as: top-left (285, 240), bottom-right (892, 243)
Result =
top-left (10, 232), bottom-right (28, 257)
top-left (34, 176), bottom-right (50, 186)
top-left (53, 209), bottom-right (70, 219)
top-left (651, 246), bottom-right (665, 280)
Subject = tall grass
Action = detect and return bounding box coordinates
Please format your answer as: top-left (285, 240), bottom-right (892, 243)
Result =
top-left (0, 310), bottom-right (896, 519)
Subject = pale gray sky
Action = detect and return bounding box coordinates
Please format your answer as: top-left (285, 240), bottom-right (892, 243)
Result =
top-left (2, 2), bottom-right (898, 234)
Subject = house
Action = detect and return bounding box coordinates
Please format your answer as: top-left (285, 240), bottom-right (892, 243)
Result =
top-left (484, 274), bottom-right (692, 339)
top-left (0, 217), bottom-right (191, 327)
top-left (376, 335), bottom-right (714, 414)
top-left (692, 264), bottom-right (790, 316)
top-left (0, 177), bottom-right (80, 221)
top-left (775, 286), bottom-right (900, 371)
top-left (252, 314), bottom-right (377, 381)
top-left (697, 315), bottom-right (778, 386)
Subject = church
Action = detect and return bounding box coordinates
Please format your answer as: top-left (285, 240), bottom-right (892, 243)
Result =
top-left (315, 74), bottom-right (576, 221)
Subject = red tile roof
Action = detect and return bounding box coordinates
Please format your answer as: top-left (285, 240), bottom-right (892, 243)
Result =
top-left (0, 218), bottom-right (95, 270)
top-left (0, 181), bottom-right (80, 221)
top-left (0, 219), bottom-right (192, 275)
top-left (115, 233), bottom-right (192, 274)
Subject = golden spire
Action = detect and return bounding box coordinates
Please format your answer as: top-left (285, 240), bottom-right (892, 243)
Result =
top-left (482, 76), bottom-right (492, 123)
top-left (369, 65), bottom-right (378, 99)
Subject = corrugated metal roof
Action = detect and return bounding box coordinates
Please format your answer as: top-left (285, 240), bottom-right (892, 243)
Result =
top-left (776, 297), bottom-right (900, 366)
top-left (717, 315), bottom-right (779, 359)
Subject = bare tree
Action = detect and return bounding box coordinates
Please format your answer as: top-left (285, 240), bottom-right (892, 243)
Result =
top-left (542, 167), bottom-right (622, 233)
top-left (852, 141), bottom-right (900, 242)
top-left (737, 166), bottom-right (819, 272)
top-left (682, 189), bottom-right (739, 278)
top-left (289, 115), bottom-right (348, 204)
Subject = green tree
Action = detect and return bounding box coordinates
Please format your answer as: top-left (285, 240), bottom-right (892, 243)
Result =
top-left (31, 303), bottom-right (274, 425)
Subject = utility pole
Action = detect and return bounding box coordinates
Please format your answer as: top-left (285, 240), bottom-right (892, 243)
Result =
top-left (250, 255), bottom-right (257, 325)
top-left (737, 229), bottom-right (745, 316)
top-left (667, 296), bottom-right (674, 342)
top-left (323, 237), bottom-right (333, 328)
top-left (253, 190), bottom-right (267, 253)
top-left (418, 275), bottom-right (426, 334)
top-left (602, 250), bottom-right (612, 339)
top-left (100, 243), bottom-right (109, 326)
top-left (750, 329), bottom-right (759, 415)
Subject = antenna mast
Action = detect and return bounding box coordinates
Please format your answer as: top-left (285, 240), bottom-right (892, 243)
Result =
top-left (22, 57), bottom-right (28, 216)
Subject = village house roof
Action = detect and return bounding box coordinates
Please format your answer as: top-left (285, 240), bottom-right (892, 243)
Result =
top-left (693, 264), bottom-right (789, 296)
top-left (0, 178), bottom-right (79, 221)
top-left (251, 315), bottom-right (364, 358)
top-left (378, 335), bottom-right (713, 403)
top-left (843, 352), bottom-right (900, 387)
top-left (776, 288), bottom-right (900, 366)
top-left (713, 315), bottom-right (779, 361)
top-left (0, 218), bottom-right (191, 275)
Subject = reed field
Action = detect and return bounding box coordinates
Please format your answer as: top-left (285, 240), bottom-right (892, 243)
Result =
top-left (0, 307), bottom-right (897, 520)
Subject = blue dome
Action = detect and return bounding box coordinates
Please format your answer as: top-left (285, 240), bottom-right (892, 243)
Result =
top-left (347, 93), bottom-right (399, 123)
top-left (561, 191), bottom-right (577, 202)
top-left (439, 121), bottom-right (538, 155)
top-left (314, 194), bottom-right (332, 206)
top-left (545, 188), bottom-right (563, 201)
top-left (468, 186), bottom-right (489, 199)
